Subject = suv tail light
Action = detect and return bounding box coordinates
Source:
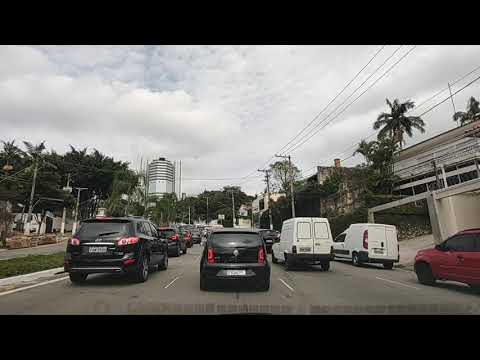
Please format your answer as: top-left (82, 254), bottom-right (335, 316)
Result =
top-left (363, 230), bottom-right (368, 249)
top-left (207, 248), bottom-right (215, 264)
top-left (169, 235), bottom-right (178, 241)
top-left (70, 237), bottom-right (80, 246)
top-left (258, 247), bottom-right (265, 264)
top-left (117, 237), bottom-right (139, 246)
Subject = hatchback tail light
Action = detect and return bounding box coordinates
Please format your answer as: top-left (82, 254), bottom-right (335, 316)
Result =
top-left (117, 237), bottom-right (139, 246)
top-left (363, 230), bottom-right (368, 249)
top-left (258, 247), bottom-right (265, 264)
top-left (169, 235), bottom-right (178, 241)
top-left (70, 237), bottom-right (80, 246)
top-left (207, 248), bottom-right (215, 264)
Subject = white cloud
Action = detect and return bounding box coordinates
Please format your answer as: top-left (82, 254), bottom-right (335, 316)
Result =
top-left (2, 45), bottom-right (480, 196)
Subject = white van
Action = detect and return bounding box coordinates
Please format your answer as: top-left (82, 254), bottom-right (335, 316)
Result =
top-left (332, 223), bottom-right (399, 269)
top-left (271, 217), bottom-right (334, 271)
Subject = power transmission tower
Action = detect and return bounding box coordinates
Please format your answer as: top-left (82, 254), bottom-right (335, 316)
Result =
top-left (275, 154), bottom-right (296, 218)
top-left (258, 169), bottom-right (273, 230)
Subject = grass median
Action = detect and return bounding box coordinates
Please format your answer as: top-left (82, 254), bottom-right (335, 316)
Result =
top-left (0, 252), bottom-right (65, 279)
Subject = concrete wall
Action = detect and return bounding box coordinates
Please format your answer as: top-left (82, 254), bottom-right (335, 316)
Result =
top-left (434, 193), bottom-right (480, 241)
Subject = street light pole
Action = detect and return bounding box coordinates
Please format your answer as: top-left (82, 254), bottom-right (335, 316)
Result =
top-left (72, 187), bottom-right (88, 234)
top-left (275, 154), bottom-right (296, 218)
top-left (24, 162), bottom-right (39, 235)
top-left (60, 173), bottom-right (71, 238)
top-left (258, 169), bottom-right (273, 230)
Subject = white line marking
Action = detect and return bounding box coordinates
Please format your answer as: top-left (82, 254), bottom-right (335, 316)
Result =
top-left (164, 276), bottom-right (181, 289)
top-left (278, 278), bottom-right (295, 292)
top-left (395, 267), bottom-right (413, 273)
top-left (375, 276), bottom-right (420, 290)
top-left (0, 276), bottom-right (69, 297)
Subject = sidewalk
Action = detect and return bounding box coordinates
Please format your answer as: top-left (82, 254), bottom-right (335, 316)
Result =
top-left (396, 234), bottom-right (435, 271)
top-left (0, 239), bottom-right (68, 261)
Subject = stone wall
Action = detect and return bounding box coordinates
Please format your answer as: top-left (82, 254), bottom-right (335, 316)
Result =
top-left (5, 234), bottom-right (60, 249)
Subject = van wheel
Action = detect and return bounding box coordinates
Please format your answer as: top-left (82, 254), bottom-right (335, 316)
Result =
top-left (285, 254), bottom-right (294, 271)
top-left (271, 251), bottom-right (278, 264)
top-left (69, 273), bottom-right (87, 284)
top-left (352, 252), bottom-right (360, 267)
top-left (320, 261), bottom-right (330, 271)
top-left (383, 262), bottom-right (394, 270)
top-left (415, 262), bottom-right (436, 286)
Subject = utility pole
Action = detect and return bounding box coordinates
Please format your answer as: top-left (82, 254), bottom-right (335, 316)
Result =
top-left (231, 191), bottom-right (235, 227)
top-left (448, 82), bottom-right (458, 126)
top-left (144, 160), bottom-right (149, 214)
top-left (206, 196), bottom-right (209, 226)
top-left (275, 154), bottom-right (296, 218)
top-left (251, 200), bottom-right (254, 228)
top-left (188, 206), bottom-right (191, 225)
top-left (258, 169), bottom-right (273, 230)
top-left (72, 187), bottom-right (88, 234)
top-left (24, 161), bottom-right (39, 235)
top-left (60, 173), bottom-right (71, 237)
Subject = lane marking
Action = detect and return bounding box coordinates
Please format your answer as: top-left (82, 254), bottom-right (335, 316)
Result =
top-left (375, 276), bottom-right (420, 290)
top-left (278, 278), bottom-right (295, 292)
top-left (164, 276), bottom-right (181, 289)
top-left (0, 276), bottom-right (69, 297)
top-left (395, 267), bottom-right (414, 273)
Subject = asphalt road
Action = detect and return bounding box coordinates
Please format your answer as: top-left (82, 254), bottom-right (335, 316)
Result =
top-left (0, 244), bottom-right (479, 314)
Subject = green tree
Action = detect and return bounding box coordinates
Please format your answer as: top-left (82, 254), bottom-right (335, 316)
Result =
top-left (374, 98), bottom-right (425, 148)
top-left (453, 96), bottom-right (480, 126)
top-left (1, 140), bottom-right (23, 172)
top-left (353, 139), bottom-right (376, 165)
top-left (269, 160), bottom-right (301, 196)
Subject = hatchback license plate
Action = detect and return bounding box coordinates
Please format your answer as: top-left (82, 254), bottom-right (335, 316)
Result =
top-left (89, 246), bottom-right (107, 253)
top-left (225, 270), bottom-right (246, 276)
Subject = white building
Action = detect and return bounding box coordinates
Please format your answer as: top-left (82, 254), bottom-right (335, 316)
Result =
top-left (148, 157), bottom-right (176, 198)
top-left (252, 192), bottom-right (285, 216)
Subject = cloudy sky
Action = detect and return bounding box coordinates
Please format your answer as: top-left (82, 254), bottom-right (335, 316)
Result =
top-left (2, 45), bottom-right (480, 196)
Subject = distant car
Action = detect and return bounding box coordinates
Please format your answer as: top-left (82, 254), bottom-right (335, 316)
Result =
top-left (64, 217), bottom-right (168, 284)
top-left (183, 230), bottom-right (193, 248)
top-left (258, 229), bottom-right (280, 253)
top-left (200, 228), bottom-right (270, 291)
top-left (191, 230), bottom-right (202, 244)
top-left (158, 227), bottom-right (187, 257)
top-left (414, 229), bottom-right (480, 291)
top-left (333, 223), bottom-right (399, 269)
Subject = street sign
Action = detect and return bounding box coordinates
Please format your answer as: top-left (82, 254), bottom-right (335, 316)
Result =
top-left (218, 214), bottom-right (225, 220)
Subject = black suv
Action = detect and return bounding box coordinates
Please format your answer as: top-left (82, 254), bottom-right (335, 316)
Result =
top-left (64, 217), bottom-right (168, 284)
top-left (200, 228), bottom-right (270, 291)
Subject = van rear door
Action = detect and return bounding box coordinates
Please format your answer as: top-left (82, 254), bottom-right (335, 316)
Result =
top-left (368, 226), bottom-right (387, 258)
top-left (313, 220), bottom-right (332, 255)
top-left (296, 220), bottom-right (314, 254)
top-left (385, 227), bottom-right (398, 258)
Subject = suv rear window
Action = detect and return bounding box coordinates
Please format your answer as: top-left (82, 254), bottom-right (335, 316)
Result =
top-left (76, 220), bottom-right (132, 238)
top-left (158, 229), bottom-right (175, 238)
top-left (210, 232), bottom-right (262, 247)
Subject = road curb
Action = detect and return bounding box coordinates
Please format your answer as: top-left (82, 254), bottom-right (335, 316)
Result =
top-left (0, 267), bottom-right (65, 286)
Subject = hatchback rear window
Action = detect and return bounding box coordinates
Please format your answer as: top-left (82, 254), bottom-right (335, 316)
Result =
top-left (159, 229), bottom-right (175, 238)
top-left (210, 232), bottom-right (261, 247)
top-left (76, 221), bottom-right (131, 238)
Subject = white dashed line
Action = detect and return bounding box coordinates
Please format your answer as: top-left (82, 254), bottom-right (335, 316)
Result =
top-left (0, 276), bottom-right (69, 297)
top-left (375, 276), bottom-right (420, 290)
top-left (164, 276), bottom-right (181, 289)
top-left (278, 278), bottom-right (295, 292)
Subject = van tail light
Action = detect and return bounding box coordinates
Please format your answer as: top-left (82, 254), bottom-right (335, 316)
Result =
top-left (70, 237), bottom-right (80, 246)
top-left (363, 230), bottom-right (368, 249)
top-left (207, 248), bottom-right (215, 264)
top-left (169, 235), bottom-right (178, 241)
top-left (258, 247), bottom-right (265, 264)
top-left (292, 245), bottom-right (297, 254)
top-left (117, 237), bottom-right (139, 246)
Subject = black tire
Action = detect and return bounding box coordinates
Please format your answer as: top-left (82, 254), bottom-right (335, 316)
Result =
top-left (469, 284), bottom-right (480, 293)
top-left (133, 252), bottom-right (149, 283)
top-left (174, 244), bottom-right (181, 257)
top-left (320, 261), bottom-right (330, 271)
top-left (285, 254), bottom-right (294, 271)
top-left (383, 262), bottom-right (394, 270)
top-left (271, 251), bottom-right (278, 264)
top-left (258, 277), bottom-right (270, 291)
top-left (200, 274), bottom-right (209, 291)
top-left (352, 252), bottom-right (360, 267)
top-left (415, 262), bottom-right (436, 286)
top-left (159, 253), bottom-right (168, 270)
top-left (69, 273), bottom-right (87, 284)
top-left (183, 245), bottom-right (188, 254)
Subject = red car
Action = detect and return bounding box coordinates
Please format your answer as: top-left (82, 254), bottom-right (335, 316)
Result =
top-left (414, 229), bottom-right (480, 291)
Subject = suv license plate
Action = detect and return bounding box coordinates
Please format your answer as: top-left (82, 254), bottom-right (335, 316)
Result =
top-left (89, 246), bottom-right (107, 253)
top-left (226, 270), bottom-right (246, 276)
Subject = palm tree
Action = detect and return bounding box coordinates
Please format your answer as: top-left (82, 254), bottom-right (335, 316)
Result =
top-left (1, 140), bottom-right (23, 171)
top-left (453, 96), bottom-right (480, 126)
top-left (353, 139), bottom-right (376, 164)
top-left (373, 99), bottom-right (426, 148)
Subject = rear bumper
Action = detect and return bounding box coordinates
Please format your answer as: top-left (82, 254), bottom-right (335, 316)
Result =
top-left (65, 257), bottom-right (138, 275)
top-left (289, 253), bottom-right (334, 263)
top-left (359, 251), bottom-right (399, 264)
top-left (202, 263), bottom-right (270, 281)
